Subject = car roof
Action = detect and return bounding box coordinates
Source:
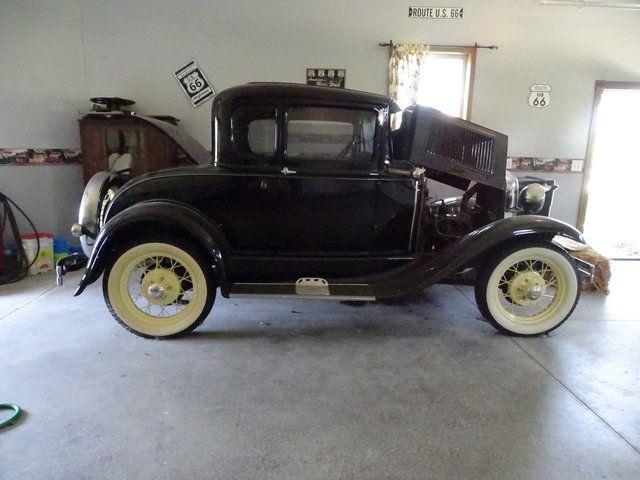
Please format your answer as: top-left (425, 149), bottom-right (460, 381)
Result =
top-left (213, 82), bottom-right (400, 111)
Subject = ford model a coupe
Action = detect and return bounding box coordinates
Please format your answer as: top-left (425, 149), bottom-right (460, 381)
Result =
top-left (58, 83), bottom-right (593, 338)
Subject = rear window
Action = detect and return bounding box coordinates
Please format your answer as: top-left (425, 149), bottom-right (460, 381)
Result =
top-left (230, 105), bottom-right (277, 160)
top-left (247, 118), bottom-right (276, 156)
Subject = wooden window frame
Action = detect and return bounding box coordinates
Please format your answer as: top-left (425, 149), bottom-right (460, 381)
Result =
top-left (422, 46), bottom-right (477, 120)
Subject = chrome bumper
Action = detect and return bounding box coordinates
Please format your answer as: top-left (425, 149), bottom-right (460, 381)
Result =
top-left (55, 253), bottom-right (88, 286)
top-left (71, 223), bottom-right (96, 258)
top-left (71, 223), bottom-right (90, 237)
top-left (571, 255), bottom-right (595, 284)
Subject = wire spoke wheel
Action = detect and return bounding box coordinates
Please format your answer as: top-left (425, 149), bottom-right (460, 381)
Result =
top-left (104, 240), bottom-right (214, 338)
top-left (127, 255), bottom-right (194, 318)
top-left (476, 244), bottom-right (580, 336)
top-left (495, 257), bottom-right (564, 323)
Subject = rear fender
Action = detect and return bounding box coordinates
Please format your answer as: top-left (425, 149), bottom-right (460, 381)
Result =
top-left (74, 201), bottom-right (230, 297)
top-left (371, 215), bottom-right (585, 299)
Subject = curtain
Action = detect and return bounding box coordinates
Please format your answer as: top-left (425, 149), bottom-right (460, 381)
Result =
top-left (388, 43), bottom-right (430, 110)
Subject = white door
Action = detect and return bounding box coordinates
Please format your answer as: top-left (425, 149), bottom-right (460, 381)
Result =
top-left (581, 82), bottom-right (640, 259)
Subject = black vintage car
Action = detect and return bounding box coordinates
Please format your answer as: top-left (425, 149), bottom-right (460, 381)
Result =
top-left (58, 83), bottom-right (593, 338)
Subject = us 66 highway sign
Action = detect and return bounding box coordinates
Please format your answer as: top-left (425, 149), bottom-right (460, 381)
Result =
top-left (528, 84), bottom-right (551, 108)
top-left (174, 60), bottom-right (214, 107)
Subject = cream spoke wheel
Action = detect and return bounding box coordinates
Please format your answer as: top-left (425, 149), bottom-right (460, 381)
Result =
top-left (104, 240), bottom-right (215, 338)
top-left (476, 245), bottom-right (580, 336)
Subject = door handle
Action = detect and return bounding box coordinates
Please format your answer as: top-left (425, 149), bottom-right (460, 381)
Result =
top-left (386, 167), bottom-right (413, 178)
top-left (281, 167), bottom-right (297, 175)
top-left (387, 166), bottom-right (426, 179)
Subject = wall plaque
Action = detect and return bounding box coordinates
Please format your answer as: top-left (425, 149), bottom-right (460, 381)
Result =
top-left (528, 84), bottom-right (552, 108)
top-left (174, 60), bottom-right (215, 107)
top-left (306, 68), bottom-right (346, 89)
top-left (408, 6), bottom-right (463, 19)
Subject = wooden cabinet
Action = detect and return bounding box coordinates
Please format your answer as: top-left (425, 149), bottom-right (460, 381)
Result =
top-left (78, 114), bottom-right (189, 183)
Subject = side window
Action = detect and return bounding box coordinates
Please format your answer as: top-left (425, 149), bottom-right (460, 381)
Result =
top-left (285, 106), bottom-right (377, 172)
top-left (229, 105), bottom-right (277, 164)
top-left (248, 118), bottom-right (275, 155)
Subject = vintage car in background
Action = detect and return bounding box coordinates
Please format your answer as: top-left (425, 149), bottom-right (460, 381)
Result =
top-left (58, 83), bottom-right (593, 338)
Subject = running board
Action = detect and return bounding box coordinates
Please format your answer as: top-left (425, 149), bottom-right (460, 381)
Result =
top-left (229, 279), bottom-right (375, 301)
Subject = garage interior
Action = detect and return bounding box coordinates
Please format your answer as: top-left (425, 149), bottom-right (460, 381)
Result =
top-left (1, 1), bottom-right (639, 479)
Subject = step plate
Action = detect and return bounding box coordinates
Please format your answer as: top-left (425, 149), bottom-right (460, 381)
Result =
top-left (295, 278), bottom-right (329, 296)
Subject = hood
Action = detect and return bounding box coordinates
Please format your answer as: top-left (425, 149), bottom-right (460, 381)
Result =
top-left (402, 106), bottom-right (508, 191)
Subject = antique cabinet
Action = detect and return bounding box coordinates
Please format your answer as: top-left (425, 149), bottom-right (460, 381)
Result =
top-left (78, 113), bottom-right (188, 183)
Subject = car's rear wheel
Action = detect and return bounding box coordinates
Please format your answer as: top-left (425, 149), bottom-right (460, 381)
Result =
top-left (103, 237), bottom-right (215, 338)
top-left (475, 243), bottom-right (580, 336)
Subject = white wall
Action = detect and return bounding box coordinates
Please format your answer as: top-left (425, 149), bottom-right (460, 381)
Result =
top-left (2, 0), bottom-right (640, 228)
top-left (0, 0), bottom-right (87, 148)
top-left (0, 165), bottom-right (84, 239)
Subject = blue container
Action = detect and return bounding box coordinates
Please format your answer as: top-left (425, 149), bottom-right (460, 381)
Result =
top-left (53, 237), bottom-right (69, 264)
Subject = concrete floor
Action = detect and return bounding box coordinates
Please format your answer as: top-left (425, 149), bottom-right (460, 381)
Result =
top-left (1, 263), bottom-right (639, 479)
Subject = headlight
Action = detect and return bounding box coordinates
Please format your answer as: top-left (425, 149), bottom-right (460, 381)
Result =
top-left (518, 183), bottom-right (546, 214)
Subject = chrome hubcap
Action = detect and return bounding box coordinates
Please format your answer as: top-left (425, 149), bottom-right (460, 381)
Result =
top-left (526, 284), bottom-right (543, 301)
top-left (147, 283), bottom-right (165, 300)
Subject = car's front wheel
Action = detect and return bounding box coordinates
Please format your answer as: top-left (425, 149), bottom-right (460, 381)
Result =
top-left (475, 243), bottom-right (580, 336)
top-left (103, 237), bottom-right (215, 338)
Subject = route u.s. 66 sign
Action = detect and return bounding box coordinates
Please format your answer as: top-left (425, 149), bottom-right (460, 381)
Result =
top-left (408, 6), bottom-right (463, 19)
top-left (528, 84), bottom-right (551, 108)
top-left (174, 60), bottom-right (214, 107)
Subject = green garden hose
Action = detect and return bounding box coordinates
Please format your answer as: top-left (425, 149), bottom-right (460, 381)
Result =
top-left (0, 403), bottom-right (22, 429)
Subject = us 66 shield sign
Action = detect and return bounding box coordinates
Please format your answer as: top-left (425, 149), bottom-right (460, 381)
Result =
top-left (174, 60), bottom-right (214, 107)
top-left (528, 84), bottom-right (551, 108)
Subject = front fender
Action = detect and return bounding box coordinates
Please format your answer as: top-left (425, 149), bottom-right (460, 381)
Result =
top-left (74, 201), bottom-right (230, 297)
top-left (371, 215), bottom-right (585, 299)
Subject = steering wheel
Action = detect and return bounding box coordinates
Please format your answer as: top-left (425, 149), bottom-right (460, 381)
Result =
top-left (336, 135), bottom-right (365, 160)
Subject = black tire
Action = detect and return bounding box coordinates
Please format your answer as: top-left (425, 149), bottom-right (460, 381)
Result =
top-left (475, 241), bottom-right (580, 336)
top-left (102, 235), bottom-right (216, 339)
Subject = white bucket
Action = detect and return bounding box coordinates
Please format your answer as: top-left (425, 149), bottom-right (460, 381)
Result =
top-left (21, 234), bottom-right (54, 275)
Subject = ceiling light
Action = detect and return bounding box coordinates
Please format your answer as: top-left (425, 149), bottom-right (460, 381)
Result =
top-left (540, 0), bottom-right (640, 9)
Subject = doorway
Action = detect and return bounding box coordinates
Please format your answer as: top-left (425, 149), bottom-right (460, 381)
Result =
top-left (579, 81), bottom-right (640, 259)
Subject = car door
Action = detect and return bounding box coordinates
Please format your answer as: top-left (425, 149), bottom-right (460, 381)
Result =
top-left (369, 110), bottom-right (420, 254)
top-left (202, 101), bottom-right (286, 252)
top-left (274, 103), bottom-right (381, 253)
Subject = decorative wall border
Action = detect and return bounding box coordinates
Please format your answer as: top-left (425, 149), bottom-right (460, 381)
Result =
top-left (507, 157), bottom-right (583, 173)
top-left (0, 148), bottom-right (82, 165)
top-left (1, 149), bottom-right (583, 174)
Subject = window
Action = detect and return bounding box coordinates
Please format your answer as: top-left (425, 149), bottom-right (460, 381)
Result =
top-left (230, 105), bottom-right (276, 158)
top-left (285, 107), bottom-right (376, 169)
top-left (247, 119), bottom-right (276, 156)
top-left (416, 48), bottom-right (475, 119)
